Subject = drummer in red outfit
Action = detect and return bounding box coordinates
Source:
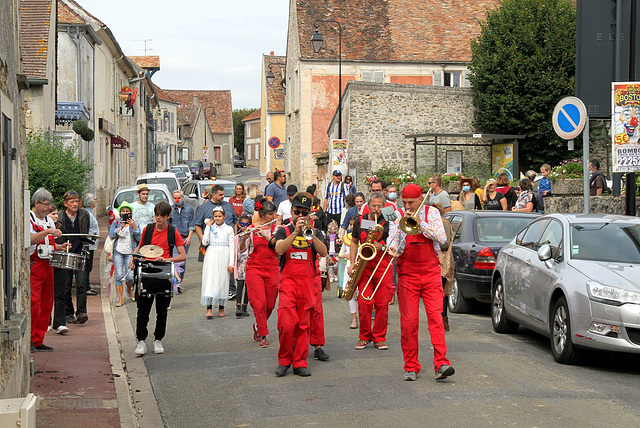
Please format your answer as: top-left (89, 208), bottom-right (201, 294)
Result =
top-left (274, 193), bottom-right (327, 377)
top-left (29, 188), bottom-right (69, 352)
top-left (388, 184), bottom-right (456, 382)
top-left (240, 196), bottom-right (279, 348)
top-left (349, 192), bottom-right (396, 351)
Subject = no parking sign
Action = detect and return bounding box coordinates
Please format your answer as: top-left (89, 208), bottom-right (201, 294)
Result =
top-left (552, 97), bottom-right (587, 140)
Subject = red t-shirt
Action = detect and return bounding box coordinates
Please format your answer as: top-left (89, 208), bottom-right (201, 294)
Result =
top-left (143, 225), bottom-right (185, 258)
top-left (229, 196), bottom-right (245, 217)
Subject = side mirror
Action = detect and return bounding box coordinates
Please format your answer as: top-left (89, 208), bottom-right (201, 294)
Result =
top-left (538, 244), bottom-right (553, 269)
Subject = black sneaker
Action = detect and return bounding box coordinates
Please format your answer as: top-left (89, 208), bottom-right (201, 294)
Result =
top-left (275, 364), bottom-right (290, 377)
top-left (435, 364), bottom-right (455, 380)
top-left (76, 313), bottom-right (89, 324)
top-left (35, 344), bottom-right (54, 352)
top-left (66, 315), bottom-right (78, 324)
top-left (228, 292), bottom-right (237, 301)
top-left (313, 348), bottom-right (330, 361)
top-left (235, 306), bottom-right (243, 318)
top-left (293, 367), bottom-right (311, 377)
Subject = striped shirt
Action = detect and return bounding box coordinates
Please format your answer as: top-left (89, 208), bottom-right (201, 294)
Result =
top-left (325, 182), bottom-right (347, 215)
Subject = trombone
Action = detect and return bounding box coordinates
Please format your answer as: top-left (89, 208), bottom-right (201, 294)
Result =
top-left (359, 191), bottom-right (430, 302)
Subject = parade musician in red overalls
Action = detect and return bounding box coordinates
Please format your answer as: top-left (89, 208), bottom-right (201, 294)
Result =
top-left (29, 188), bottom-right (69, 351)
top-left (274, 193), bottom-right (327, 377)
top-left (389, 184), bottom-right (456, 382)
top-left (349, 192), bottom-right (396, 351)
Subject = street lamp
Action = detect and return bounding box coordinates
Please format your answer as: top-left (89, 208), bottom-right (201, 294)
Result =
top-left (266, 62), bottom-right (286, 87)
top-left (311, 19), bottom-right (342, 139)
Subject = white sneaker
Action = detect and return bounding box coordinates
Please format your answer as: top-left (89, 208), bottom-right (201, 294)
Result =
top-left (56, 326), bottom-right (69, 335)
top-left (134, 340), bottom-right (147, 356)
top-left (153, 340), bottom-right (164, 354)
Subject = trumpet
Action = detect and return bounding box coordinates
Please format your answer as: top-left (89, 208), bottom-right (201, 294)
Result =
top-left (301, 213), bottom-right (318, 239)
top-left (238, 219), bottom-right (278, 237)
top-left (360, 193), bottom-right (430, 302)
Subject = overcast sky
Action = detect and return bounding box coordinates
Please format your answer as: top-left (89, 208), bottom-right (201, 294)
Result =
top-left (79, 0), bottom-right (290, 110)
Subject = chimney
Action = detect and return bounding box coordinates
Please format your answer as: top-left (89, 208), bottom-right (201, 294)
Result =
top-left (193, 95), bottom-right (198, 105)
top-left (270, 51), bottom-right (274, 56)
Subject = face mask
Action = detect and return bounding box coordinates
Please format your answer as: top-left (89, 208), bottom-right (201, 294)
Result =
top-left (174, 198), bottom-right (183, 206)
top-left (462, 186), bottom-right (471, 192)
top-left (387, 192), bottom-right (397, 200)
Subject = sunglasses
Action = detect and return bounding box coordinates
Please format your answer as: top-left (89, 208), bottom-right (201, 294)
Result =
top-left (239, 222), bottom-right (251, 227)
top-left (293, 209), bottom-right (309, 216)
top-left (428, 181), bottom-right (435, 184)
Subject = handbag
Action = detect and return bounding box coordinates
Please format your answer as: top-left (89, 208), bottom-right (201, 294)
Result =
top-left (103, 236), bottom-right (115, 254)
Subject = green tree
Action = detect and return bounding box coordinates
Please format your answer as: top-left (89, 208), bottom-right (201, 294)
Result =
top-left (232, 108), bottom-right (257, 156)
top-left (469, 0), bottom-right (576, 171)
top-left (27, 130), bottom-right (93, 207)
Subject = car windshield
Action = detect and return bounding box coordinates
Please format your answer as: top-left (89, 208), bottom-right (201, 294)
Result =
top-left (169, 169), bottom-right (186, 178)
top-left (186, 161), bottom-right (199, 168)
top-left (139, 178), bottom-right (178, 192)
top-left (475, 216), bottom-right (535, 243)
top-left (199, 182), bottom-right (236, 198)
top-left (114, 189), bottom-right (169, 208)
top-left (570, 222), bottom-right (640, 263)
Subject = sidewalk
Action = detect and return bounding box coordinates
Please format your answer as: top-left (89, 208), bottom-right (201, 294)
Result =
top-left (29, 216), bottom-right (137, 427)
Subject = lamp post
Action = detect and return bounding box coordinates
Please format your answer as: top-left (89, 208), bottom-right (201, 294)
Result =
top-left (311, 19), bottom-right (342, 139)
top-left (266, 62), bottom-right (286, 87)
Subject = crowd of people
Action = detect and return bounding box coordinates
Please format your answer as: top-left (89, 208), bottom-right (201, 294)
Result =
top-left (28, 159), bottom-right (608, 379)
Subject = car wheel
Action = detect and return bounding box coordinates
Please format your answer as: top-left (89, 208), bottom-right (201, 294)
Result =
top-left (448, 278), bottom-right (472, 313)
top-left (491, 277), bottom-right (519, 334)
top-left (550, 297), bottom-right (583, 364)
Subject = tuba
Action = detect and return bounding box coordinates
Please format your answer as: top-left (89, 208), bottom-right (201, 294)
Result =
top-left (343, 219), bottom-right (384, 301)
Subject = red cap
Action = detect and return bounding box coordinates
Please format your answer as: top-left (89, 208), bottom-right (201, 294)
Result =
top-left (402, 184), bottom-right (423, 199)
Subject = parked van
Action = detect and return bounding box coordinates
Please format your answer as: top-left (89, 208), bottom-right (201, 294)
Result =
top-left (136, 172), bottom-right (181, 193)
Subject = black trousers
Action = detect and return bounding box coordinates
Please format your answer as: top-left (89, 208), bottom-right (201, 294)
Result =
top-left (235, 280), bottom-right (248, 306)
top-left (83, 250), bottom-right (95, 290)
top-left (53, 267), bottom-right (88, 327)
top-left (136, 292), bottom-right (171, 341)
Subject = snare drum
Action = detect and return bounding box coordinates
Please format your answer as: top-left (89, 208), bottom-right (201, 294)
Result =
top-left (49, 251), bottom-right (87, 271)
top-left (133, 259), bottom-right (174, 298)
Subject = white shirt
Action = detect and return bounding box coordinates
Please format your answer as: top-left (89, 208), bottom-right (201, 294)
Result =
top-left (29, 210), bottom-right (55, 256)
top-left (277, 199), bottom-right (292, 221)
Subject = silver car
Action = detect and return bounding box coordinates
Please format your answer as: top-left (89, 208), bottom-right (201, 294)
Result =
top-left (181, 179), bottom-right (237, 211)
top-left (492, 213), bottom-right (640, 364)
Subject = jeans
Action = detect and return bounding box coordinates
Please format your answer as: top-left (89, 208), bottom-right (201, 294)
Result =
top-left (113, 250), bottom-right (134, 286)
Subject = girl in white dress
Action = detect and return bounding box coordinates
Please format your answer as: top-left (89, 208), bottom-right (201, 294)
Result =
top-left (201, 207), bottom-right (235, 318)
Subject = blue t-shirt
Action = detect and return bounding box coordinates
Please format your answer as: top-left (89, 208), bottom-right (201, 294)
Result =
top-left (539, 177), bottom-right (552, 194)
top-left (265, 182), bottom-right (288, 208)
top-left (195, 200), bottom-right (237, 227)
top-left (341, 206), bottom-right (359, 229)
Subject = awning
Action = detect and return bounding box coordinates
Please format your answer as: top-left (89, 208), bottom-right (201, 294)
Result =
top-left (111, 136), bottom-right (130, 149)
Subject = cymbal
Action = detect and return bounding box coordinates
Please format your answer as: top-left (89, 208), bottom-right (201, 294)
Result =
top-left (139, 245), bottom-right (164, 258)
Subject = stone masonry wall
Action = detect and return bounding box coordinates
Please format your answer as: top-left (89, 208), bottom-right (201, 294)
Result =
top-left (331, 82), bottom-right (489, 185)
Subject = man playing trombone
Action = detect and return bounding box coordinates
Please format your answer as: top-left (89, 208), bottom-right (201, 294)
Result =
top-left (274, 193), bottom-right (328, 377)
top-left (349, 192), bottom-right (396, 351)
top-left (388, 184), bottom-right (455, 382)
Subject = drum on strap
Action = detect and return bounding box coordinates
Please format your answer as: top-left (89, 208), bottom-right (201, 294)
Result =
top-left (133, 257), bottom-right (174, 298)
top-left (49, 251), bottom-right (87, 271)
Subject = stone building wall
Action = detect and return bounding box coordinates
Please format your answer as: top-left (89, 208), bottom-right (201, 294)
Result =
top-left (328, 82), bottom-right (490, 186)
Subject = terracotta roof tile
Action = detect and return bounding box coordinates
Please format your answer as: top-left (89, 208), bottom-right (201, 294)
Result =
top-left (61, 0), bottom-right (104, 26)
top-left (129, 56), bottom-right (160, 69)
top-left (264, 55), bottom-right (286, 112)
top-left (159, 89), bottom-right (232, 134)
top-left (242, 108), bottom-right (261, 122)
top-left (20, 0), bottom-right (54, 79)
top-left (57, 0), bottom-right (83, 24)
top-left (296, 0), bottom-right (499, 63)
top-left (177, 104), bottom-right (200, 139)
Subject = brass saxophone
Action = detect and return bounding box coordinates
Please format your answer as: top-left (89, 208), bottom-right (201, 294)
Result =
top-left (343, 220), bottom-right (384, 301)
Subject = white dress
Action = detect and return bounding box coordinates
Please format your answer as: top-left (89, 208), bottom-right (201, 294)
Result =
top-left (201, 222), bottom-right (235, 306)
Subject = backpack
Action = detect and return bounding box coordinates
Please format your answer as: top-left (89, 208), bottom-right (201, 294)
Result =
top-left (142, 223), bottom-right (176, 257)
top-left (590, 172), bottom-right (611, 194)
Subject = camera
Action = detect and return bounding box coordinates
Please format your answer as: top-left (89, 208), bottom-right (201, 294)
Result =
top-left (121, 213), bottom-right (131, 222)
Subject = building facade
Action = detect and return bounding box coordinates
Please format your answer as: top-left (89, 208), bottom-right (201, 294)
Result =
top-left (260, 54), bottom-right (286, 183)
top-left (242, 108), bottom-right (260, 168)
top-left (285, 0), bottom-right (498, 187)
top-left (1, 0), bottom-right (34, 398)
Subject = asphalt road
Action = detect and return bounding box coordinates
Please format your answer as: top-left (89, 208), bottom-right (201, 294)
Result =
top-left (120, 217), bottom-right (640, 427)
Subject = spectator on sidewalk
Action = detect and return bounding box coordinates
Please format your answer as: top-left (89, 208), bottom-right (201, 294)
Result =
top-left (536, 164), bottom-right (552, 213)
top-left (109, 202), bottom-right (141, 306)
top-left (324, 170), bottom-right (348, 228)
top-left (264, 171), bottom-right (274, 194)
top-left (589, 159), bottom-right (607, 196)
top-left (266, 170), bottom-right (288, 208)
top-left (512, 179), bottom-right (535, 212)
top-left (428, 176), bottom-right (452, 213)
top-left (82, 193), bottom-right (100, 296)
top-left (170, 189), bottom-right (195, 284)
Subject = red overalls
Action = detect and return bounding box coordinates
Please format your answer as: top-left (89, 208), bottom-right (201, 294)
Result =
top-left (309, 256), bottom-right (325, 347)
top-left (30, 218), bottom-right (55, 347)
top-left (397, 206), bottom-right (449, 373)
top-left (357, 217), bottom-right (394, 343)
top-left (245, 224), bottom-right (279, 338)
top-left (277, 227), bottom-right (317, 369)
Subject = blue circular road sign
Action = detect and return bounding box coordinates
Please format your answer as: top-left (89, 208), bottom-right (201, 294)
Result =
top-left (552, 97), bottom-right (587, 140)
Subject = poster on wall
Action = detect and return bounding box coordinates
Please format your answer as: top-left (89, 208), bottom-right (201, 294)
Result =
top-left (612, 82), bottom-right (640, 172)
top-left (331, 139), bottom-right (348, 174)
top-left (446, 150), bottom-right (462, 174)
top-left (491, 142), bottom-right (514, 179)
